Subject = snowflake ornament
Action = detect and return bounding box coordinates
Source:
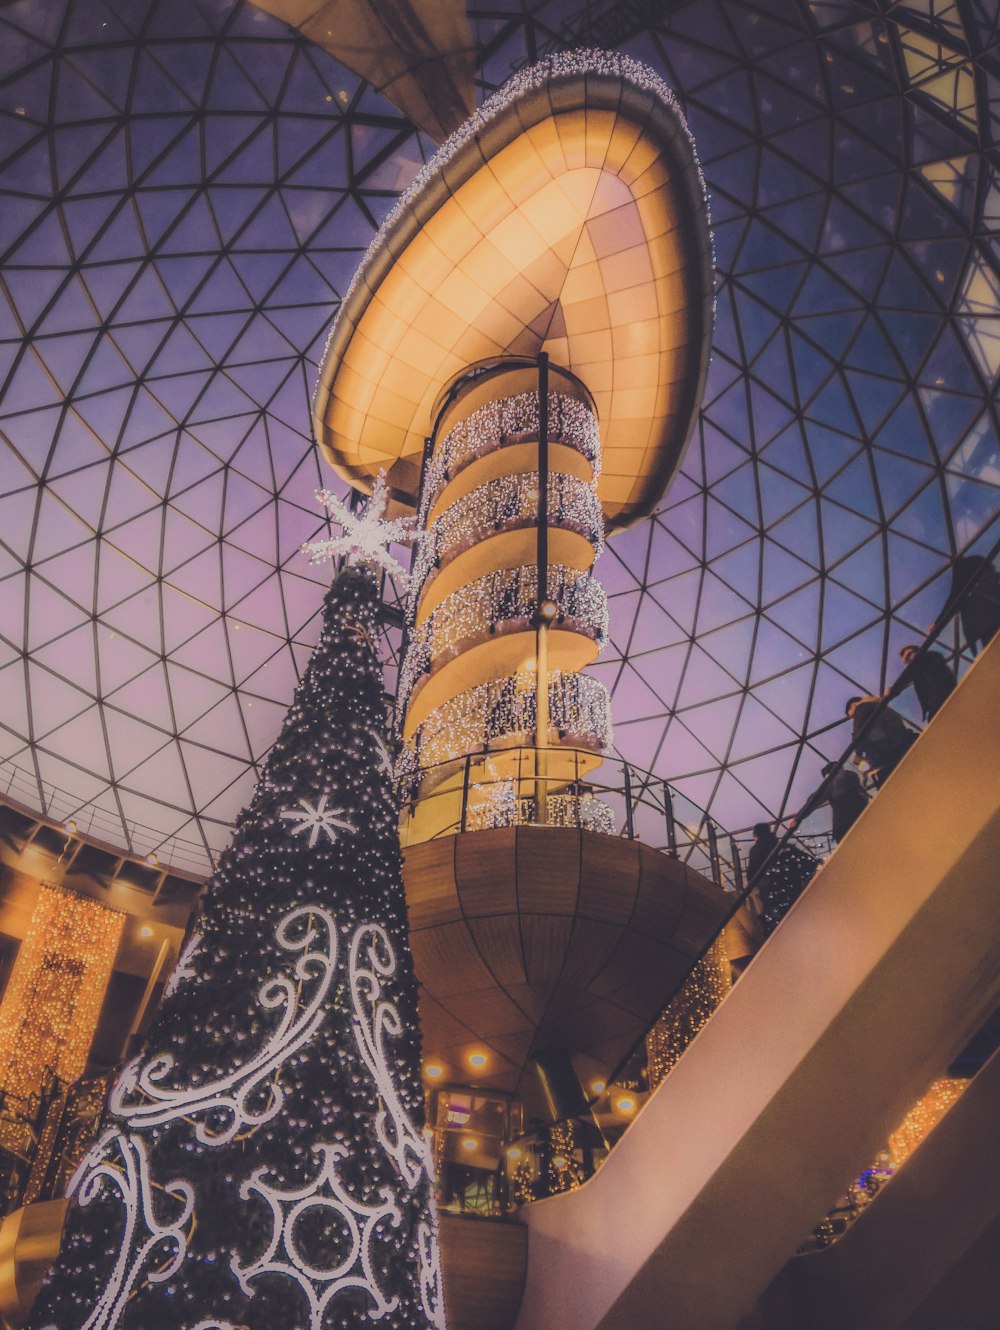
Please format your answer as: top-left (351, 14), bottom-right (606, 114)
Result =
top-left (302, 472), bottom-right (419, 585)
top-left (279, 795), bottom-right (356, 849)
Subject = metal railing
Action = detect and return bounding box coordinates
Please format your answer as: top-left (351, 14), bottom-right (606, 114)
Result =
top-left (398, 746), bottom-right (745, 892)
top-left (0, 758), bottom-right (212, 876)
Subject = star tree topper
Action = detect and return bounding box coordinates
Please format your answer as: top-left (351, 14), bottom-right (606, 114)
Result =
top-left (302, 471), bottom-right (419, 585)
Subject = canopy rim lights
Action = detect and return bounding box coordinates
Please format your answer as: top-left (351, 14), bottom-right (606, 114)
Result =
top-left (313, 49), bottom-right (714, 531)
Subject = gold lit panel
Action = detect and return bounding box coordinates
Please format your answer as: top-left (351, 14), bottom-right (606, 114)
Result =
top-left (315, 61), bottom-right (713, 529)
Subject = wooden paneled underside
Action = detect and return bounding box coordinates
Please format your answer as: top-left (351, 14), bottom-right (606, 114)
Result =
top-left (403, 826), bottom-right (729, 1111)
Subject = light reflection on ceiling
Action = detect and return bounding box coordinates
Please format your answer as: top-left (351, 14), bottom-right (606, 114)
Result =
top-left (1, 0), bottom-right (998, 876)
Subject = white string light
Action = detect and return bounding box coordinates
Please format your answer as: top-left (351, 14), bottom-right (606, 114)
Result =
top-left (398, 668), bottom-right (613, 779)
top-left (349, 923), bottom-right (432, 1191)
top-left (398, 564), bottom-right (608, 718)
top-left (420, 391), bottom-right (600, 523)
top-left (54, 1130), bottom-right (194, 1330)
top-left (111, 907), bottom-right (339, 1145)
top-left (232, 1142), bottom-right (402, 1328)
top-left (409, 469), bottom-right (603, 608)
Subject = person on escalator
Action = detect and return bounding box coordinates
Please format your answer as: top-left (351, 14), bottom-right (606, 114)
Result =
top-left (845, 695), bottom-right (918, 788)
top-left (888, 644), bottom-right (956, 721)
top-left (746, 822), bottom-right (817, 938)
top-left (790, 761), bottom-right (869, 844)
top-left (931, 554), bottom-right (1000, 656)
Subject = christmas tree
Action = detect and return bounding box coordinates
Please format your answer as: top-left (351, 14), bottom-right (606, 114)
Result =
top-left (30, 506), bottom-right (445, 1330)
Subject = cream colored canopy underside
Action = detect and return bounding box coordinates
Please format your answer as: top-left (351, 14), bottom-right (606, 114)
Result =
top-left (315, 87), bottom-right (712, 527)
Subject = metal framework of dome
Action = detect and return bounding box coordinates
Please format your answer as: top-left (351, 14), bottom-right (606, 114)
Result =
top-left (1, 0), bottom-right (998, 876)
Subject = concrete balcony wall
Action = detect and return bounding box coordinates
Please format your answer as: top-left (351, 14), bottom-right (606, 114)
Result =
top-left (744, 1042), bottom-right (1000, 1329)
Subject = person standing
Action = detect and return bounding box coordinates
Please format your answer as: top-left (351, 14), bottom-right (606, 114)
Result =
top-left (746, 822), bottom-right (817, 937)
top-left (792, 761), bottom-right (869, 844)
top-left (932, 554), bottom-right (1000, 656)
top-left (889, 644), bottom-right (956, 721)
top-left (845, 695), bottom-right (918, 787)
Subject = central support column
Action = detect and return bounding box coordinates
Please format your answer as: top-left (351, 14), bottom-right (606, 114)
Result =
top-left (396, 358), bottom-right (612, 844)
top-left (535, 352), bottom-right (551, 824)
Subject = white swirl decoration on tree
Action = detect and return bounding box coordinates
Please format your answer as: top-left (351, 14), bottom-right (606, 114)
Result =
top-left (111, 906), bottom-right (339, 1144)
top-left (233, 1143), bottom-right (402, 1327)
top-left (349, 922), bottom-right (431, 1189)
top-left (417, 1217), bottom-right (446, 1330)
top-left (56, 1130), bottom-right (194, 1330)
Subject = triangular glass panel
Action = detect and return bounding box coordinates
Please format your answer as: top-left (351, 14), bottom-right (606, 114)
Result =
top-left (212, 119), bottom-right (274, 184)
top-left (845, 367), bottom-right (907, 435)
top-left (761, 537), bottom-right (816, 602)
top-left (750, 615), bottom-right (814, 682)
top-left (828, 536), bottom-right (886, 607)
top-left (96, 622), bottom-right (159, 694)
top-left (138, 40), bottom-right (212, 108)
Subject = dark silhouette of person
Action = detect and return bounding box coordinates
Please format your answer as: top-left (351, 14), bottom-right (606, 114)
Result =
top-left (747, 822), bottom-right (817, 937)
top-left (889, 644), bottom-right (956, 720)
top-left (845, 695), bottom-right (918, 787)
top-left (932, 555), bottom-right (1000, 656)
top-left (793, 761), bottom-right (869, 844)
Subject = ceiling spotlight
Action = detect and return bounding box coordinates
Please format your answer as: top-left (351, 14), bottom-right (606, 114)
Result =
top-left (538, 598), bottom-right (559, 622)
top-left (590, 1079), bottom-right (606, 1095)
top-left (424, 1063), bottom-right (444, 1080)
top-left (615, 1096), bottom-right (636, 1115)
top-left (507, 1146), bottom-right (522, 1160)
top-left (467, 1051), bottom-right (488, 1070)
top-left (461, 1137), bottom-right (478, 1152)
top-left (139, 925), bottom-right (153, 939)
top-left (64, 820), bottom-right (77, 834)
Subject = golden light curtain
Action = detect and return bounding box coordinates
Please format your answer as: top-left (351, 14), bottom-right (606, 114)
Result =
top-left (0, 884), bottom-right (123, 1150)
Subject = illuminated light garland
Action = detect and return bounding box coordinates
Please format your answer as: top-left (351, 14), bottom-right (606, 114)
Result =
top-left (540, 793), bottom-right (616, 835)
top-left (233, 1142), bottom-right (403, 1327)
top-left (398, 564), bottom-right (608, 716)
top-left (408, 470), bottom-right (604, 609)
top-left (420, 392), bottom-right (600, 524)
top-left (302, 471), bottom-right (420, 585)
top-left (465, 774), bottom-right (519, 832)
top-left (51, 1130), bottom-right (195, 1330)
top-left (646, 936), bottom-right (732, 1089)
top-left (398, 668), bottom-right (613, 778)
top-left (888, 1077), bottom-right (968, 1167)
top-left (805, 1077), bottom-right (970, 1251)
top-left (349, 922), bottom-right (433, 1190)
top-left (544, 1119), bottom-right (585, 1196)
top-left (315, 49), bottom-right (713, 398)
top-left (0, 884), bottom-right (123, 1153)
top-left (111, 906), bottom-right (339, 1146)
top-left (465, 786), bottom-right (616, 835)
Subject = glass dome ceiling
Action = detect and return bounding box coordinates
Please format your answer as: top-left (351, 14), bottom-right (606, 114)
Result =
top-left (1, 0), bottom-right (998, 877)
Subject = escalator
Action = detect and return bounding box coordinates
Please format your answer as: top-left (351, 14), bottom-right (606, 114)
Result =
top-left (513, 633), bottom-right (1000, 1330)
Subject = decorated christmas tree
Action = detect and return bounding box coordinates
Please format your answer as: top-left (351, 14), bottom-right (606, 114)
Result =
top-left (30, 482), bottom-right (445, 1330)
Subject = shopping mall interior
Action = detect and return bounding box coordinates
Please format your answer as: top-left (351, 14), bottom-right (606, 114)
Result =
top-left (0, 1), bottom-right (999, 1328)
